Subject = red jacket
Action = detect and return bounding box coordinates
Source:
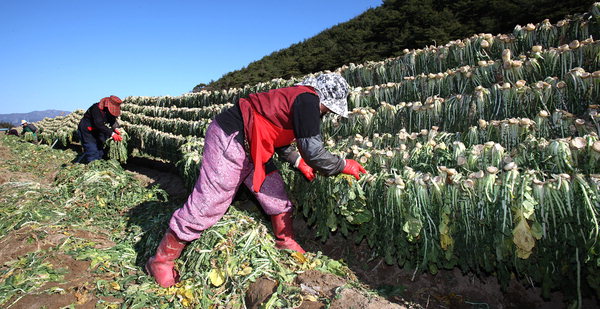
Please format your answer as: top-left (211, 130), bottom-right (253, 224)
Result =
top-left (239, 86), bottom-right (316, 192)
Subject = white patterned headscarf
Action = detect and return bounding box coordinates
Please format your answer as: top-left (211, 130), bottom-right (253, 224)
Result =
top-left (296, 73), bottom-right (350, 118)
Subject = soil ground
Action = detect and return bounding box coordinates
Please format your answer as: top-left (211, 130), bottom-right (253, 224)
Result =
top-left (0, 227), bottom-right (121, 309)
top-left (0, 141), bottom-right (122, 308)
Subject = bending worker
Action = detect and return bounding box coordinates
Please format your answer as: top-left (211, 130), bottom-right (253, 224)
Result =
top-left (20, 120), bottom-right (38, 142)
top-left (77, 95), bottom-right (123, 163)
top-left (146, 73), bottom-right (367, 288)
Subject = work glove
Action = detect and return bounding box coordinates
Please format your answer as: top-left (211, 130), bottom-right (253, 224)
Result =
top-left (114, 128), bottom-right (121, 135)
top-left (111, 132), bottom-right (123, 142)
top-left (342, 159), bottom-right (366, 180)
top-left (297, 158), bottom-right (315, 181)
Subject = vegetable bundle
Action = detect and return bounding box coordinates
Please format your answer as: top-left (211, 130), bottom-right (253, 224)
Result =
top-left (35, 110), bottom-right (84, 147)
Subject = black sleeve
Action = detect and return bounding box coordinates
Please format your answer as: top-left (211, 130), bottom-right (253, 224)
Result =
top-left (90, 105), bottom-right (114, 137)
top-left (275, 145), bottom-right (300, 166)
top-left (292, 93), bottom-right (345, 176)
top-left (109, 117), bottom-right (120, 130)
top-left (293, 93), bottom-right (321, 139)
top-left (105, 112), bottom-right (119, 129)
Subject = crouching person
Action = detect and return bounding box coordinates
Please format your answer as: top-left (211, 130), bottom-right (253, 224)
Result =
top-left (77, 96), bottom-right (123, 163)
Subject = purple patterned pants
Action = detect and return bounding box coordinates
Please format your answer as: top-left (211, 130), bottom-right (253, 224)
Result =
top-left (169, 121), bottom-right (293, 241)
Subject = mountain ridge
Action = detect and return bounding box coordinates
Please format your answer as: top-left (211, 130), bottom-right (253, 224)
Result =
top-left (0, 110), bottom-right (71, 127)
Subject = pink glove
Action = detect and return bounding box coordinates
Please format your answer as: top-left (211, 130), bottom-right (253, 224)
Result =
top-left (298, 158), bottom-right (315, 181)
top-left (342, 159), bottom-right (366, 180)
top-left (111, 132), bottom-right (123, 142)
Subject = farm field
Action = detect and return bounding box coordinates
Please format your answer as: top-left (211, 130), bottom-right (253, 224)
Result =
top-left (6, 3), bottom-right (600, 308)
top-left (3, 135), bottom-right (597, 308)
top-left (0, 135), bottom-right (410, 308)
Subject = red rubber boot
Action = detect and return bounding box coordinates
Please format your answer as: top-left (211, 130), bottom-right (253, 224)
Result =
top-left (145, 228), bottom-right (188, 288)
top-left (271, 212), bottom-right (306, 253)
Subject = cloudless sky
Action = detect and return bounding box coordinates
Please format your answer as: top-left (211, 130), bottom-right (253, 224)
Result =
top-left (0, 0), bottom-right (382, 114)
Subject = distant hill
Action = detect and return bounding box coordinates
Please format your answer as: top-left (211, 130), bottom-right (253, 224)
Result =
top-left (199, 0), bottom-right (595, 91)
top-left (0, 110), bottom-right (71, 127)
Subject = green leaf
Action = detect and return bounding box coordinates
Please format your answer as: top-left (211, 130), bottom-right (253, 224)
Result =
top-left (531, 221), bottom-right (543, 240)
top-left (348, 211), bottom-right (372, 224)
top-left (324, 260), bottom-right (346, 277)
top-left (348, 190), bottom-right (356, 200)
top-left (403, 217), bottom-right (423, 242)
top-left (522, 200), bottom-right (536, 219)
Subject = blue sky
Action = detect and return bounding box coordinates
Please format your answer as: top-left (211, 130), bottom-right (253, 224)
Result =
top-left (0, 0), bottom-right (381, 114)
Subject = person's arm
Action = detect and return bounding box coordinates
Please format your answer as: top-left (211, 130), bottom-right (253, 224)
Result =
top-left (292, 93), bottom-right (345, 176)
top-left (275, 145), bottom-right (300, 166)
top-left (107, 113), bottom-right (119, 130)
top-left (90, 105), bottom-right (114, 137)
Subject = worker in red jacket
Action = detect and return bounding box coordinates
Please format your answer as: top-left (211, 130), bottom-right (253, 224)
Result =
top-left (77, 95), bottom-right (123, 163)
top-left (146, 73), bottom-right (366, 287)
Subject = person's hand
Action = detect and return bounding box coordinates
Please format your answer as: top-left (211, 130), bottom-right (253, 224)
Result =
top-left (114, 128), bottom-right (121, 135)
top-left (342, 159), bottom-right (366, 180)
top-left (111, 132), bottom-right (123, 142)
top-left (297, 158), bottom-right (315, 181)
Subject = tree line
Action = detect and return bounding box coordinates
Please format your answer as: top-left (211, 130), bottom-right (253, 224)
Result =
top-left (194, 0), bottom-right (595, 92)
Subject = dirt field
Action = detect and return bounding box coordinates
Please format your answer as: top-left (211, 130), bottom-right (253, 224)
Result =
top-left (0, 139), bottom-right (120, 308)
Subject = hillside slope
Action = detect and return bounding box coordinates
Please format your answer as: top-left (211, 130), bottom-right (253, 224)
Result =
top-left (198, 0), bottom-right (595, 91)
top-left (0, 110), bottom-right (70, 127)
